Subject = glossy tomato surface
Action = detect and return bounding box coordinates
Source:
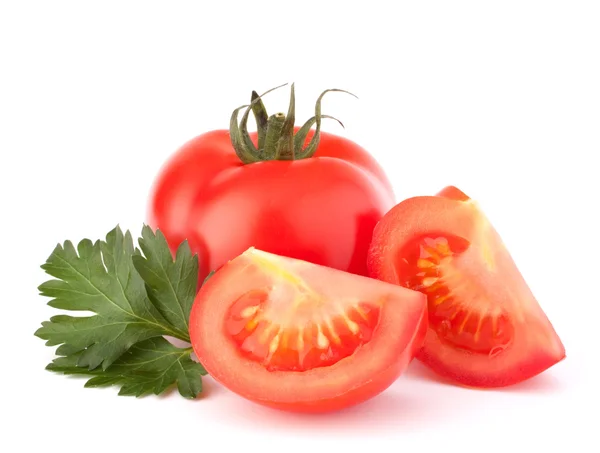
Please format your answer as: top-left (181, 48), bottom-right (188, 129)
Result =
top-left (367, 186), bottom-right (565, 388)
top-left (189, 248), bottom-right (427, 412)
top-left (148, 128), bottom-right (394, 281)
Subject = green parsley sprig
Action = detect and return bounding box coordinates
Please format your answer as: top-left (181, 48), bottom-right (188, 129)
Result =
top-left (35, 225), bottom-right (207, 399)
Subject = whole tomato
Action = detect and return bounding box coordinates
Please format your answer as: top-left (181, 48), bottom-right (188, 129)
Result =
top-left (147, 84), bottom-right (395, 281)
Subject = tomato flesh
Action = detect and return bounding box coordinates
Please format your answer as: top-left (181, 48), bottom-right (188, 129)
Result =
top-left (225, 287), bottom-right (381, 372)
top-left (367, 187), bottom-right (565, 388)
top-left (395, 233), bottom-right (514, 356)
top-left (189, 248), bottom-right (427, 412)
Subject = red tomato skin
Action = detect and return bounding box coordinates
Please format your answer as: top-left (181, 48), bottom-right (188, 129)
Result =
top-left (417, 331), bottom-right (564, 388)
top-left (230, 313), bottom-right (427, 413)
top-left (148, 128), bottom-right (394, 280)
top-left (256, 326), bottom-right (428, 413)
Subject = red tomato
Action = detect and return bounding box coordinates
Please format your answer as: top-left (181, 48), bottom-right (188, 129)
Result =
top-left (189, 248), bottom-right (428, 412)
top-left (367, 186), bottom-right (565, 387)
top-left (148, 124), bottom-right (394, 282)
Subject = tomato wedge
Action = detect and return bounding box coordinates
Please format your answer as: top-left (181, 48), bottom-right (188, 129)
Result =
top-left (189, 248), bottom-right (427, 412)
top-left (367, 186), bottom-right (565, 388)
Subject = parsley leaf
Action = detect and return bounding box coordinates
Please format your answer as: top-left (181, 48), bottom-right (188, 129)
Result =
top-left (46, 337), bottom-right (207, 398)
top-left (132, 225), bottom-right (198, 337)
top-left (35, 225), bottom-right (206, 399)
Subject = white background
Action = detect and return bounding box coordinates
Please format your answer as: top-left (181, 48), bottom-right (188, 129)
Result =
top-left (1, 1), bottom-right (599, 452)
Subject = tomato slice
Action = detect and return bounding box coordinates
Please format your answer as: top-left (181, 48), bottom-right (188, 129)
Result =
top-left (367, 186), bottom-right (565, 388)
top-left (189, 248), bottom-right (427, 412)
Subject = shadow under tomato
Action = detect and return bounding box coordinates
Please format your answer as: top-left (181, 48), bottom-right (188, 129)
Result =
top-left (403, 357), bottom-right (566, 395)
top-left (199, 374), bottom-right (475, 436)
top-left (492, 371), bottom-right (566, 394)
top-left (402, 360), bottom-right (454, 386)
top-left (218, 391), bottom-right (430, 435)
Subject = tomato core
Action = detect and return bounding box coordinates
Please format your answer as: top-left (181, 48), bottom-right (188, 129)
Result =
top-left (224, 279), bottom-right (382, 372)
top-left (395, 233), bottom-right (514, 356)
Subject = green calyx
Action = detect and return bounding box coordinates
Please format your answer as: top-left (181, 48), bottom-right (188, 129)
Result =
top-left (229, 83), bottom-right (356, 164)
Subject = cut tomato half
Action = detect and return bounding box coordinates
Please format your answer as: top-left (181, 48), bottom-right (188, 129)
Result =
top-left (367, 186), bottom-right (565, 388)
top-left (189, 248), bottom-right (427, 412)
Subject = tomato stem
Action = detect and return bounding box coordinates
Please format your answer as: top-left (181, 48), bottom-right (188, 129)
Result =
top-left (296, 88), bottom-right (356, 159)
top-left (250, 90), bottom-right (269, 151)
top-left (278, 83), bottom-right (296, 160)
top-left (229, 84), bottom-right (355, 164)
top-left (265, 113), bottom-right (287, 160)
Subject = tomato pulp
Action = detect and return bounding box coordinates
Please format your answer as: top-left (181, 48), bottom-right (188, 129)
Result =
top-left (189, 248), bottom-right (427, 412)
top-left (368, 186), bottom-right (565, 387)
top-left (147, 87), bottom-right (394, 281)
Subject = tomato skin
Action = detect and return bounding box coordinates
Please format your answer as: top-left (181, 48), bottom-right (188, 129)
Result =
top-left (189, 248), bottom-right (428, 413)
top-left (148, 128), bottom-right (394, 281)
top-left (418, 327), bottom-right (564, 388)
top-left (367, 187), bottom-right (566, 388)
